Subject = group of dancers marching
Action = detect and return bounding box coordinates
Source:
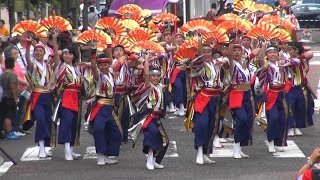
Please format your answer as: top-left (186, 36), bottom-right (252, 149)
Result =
top-left (11, 25), bottom-right (315, 170)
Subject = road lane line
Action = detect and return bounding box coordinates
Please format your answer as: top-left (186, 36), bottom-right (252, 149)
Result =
top-left (0, 162), bottom-right (14, 177)
top-left (20, 146), bottom-right (52, 161)
top-left (264, 140), bottom-right (305, 158)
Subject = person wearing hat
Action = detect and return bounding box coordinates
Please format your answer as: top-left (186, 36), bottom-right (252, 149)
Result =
top-left (88, 53), bottom-right (122, 166)
top-left (227, 42), bottom-right (261, 159)
top-left (257, 44), bottom-right (288, 153)
top-left (174, 32), bottom-right (185, 47)
top-left (25, 33), bottom-right (59, 158)
top-left (281, 42), bottom-right (314, 137)
top-left (50, 46), bottom-right (83, 160)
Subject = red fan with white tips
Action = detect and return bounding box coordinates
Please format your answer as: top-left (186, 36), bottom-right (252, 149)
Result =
top-left (12, 20), bottom-right (47, 37)
top-left (174, 47), bottom-right (196, 62)
top-left (127, 28), bottom-right (156, 43)
top-left (95, 17), bottom-right (126, 36)
top-left (181, 19), bottom-right (217, 34)
top-left (76, 29), bottom-right (112, 45)
top-left (40, 15), bottom-right (72, 32)
top-left (152, 13), bottom-right (180, 23)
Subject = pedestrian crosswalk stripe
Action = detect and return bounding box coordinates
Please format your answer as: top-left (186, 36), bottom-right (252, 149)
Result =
top-left (264, 140), bottom-right (305, 158)
top-left (165, 141), bottom-right (179, 158)
top-left (20, 146), bottom-right (52, 161)
top-left (84, 141), bottom-right (179, 159)
top-left (0, 162), bottom-right (14, 177)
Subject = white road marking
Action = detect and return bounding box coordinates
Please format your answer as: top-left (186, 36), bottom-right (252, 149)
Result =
top-left (20, 146), bottom-right (52, 161)
top-left (84, 141), bottom-right (179, 159)
top-left (264, 140), bottom-right (305, 158)
top-left (0, 162), bottom-right (14, 177)
top-left (210, 141), bottom-right (234, 158)
top-left (165, 141), bottom-right (179, 158)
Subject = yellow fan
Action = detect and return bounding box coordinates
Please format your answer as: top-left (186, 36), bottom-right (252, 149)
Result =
top-left (76, 29), bottom-right (112, 45)
top-left (95, 17), bottom-right (126, 36)
top-left (12, 20), bottom-right (47, 37)
top-left (152, 13), bottom-right (180, 23)
top-left (254, 4), bottom-right (273, 13)
top-left (142, 9), bottom-right (152, 18)
top-left (181, 19), bottom-right (217, 34)
top-left (40, 15), bottom-right (72, 32)
top-left (127, 28), bottom-right (156, 43)
top-left (276, 28), bottom-right (292, 42)
top-left (122, 12), bottom-right (146, 26)
top-left (174, 47), bottom-right (196, 62)
top-left (97, 43), bottom-right (108, 51)
top-left (234, 0), bottom-right (256, 13)
top-left (121, 19), bottom-right (140, 31)
top-left (217, 13), bottom-right (240, 21)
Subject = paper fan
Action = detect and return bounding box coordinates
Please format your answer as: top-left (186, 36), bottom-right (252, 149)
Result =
top-left (122, 12), bottom-right (146, 26)
top-left (12, 20), bottom-right (47, 37)
top-left (151, 13), bottom-right (180, 23)
top-left (97, 43), bottom-right (108, 51)
top-left (111, 36), bottom-right (132, 51)
top-left (234, 0), bottom-right (256, 13)
top-left (95, 17), bottom-right (126, 36)
top-left (246, 23), bottom-right (280, 41)
top-left (276, 28), bottom-right (292, 42)
top-left (181, 19), bottom-right (217, 34)
top-left (202, 31), bottom-right (229, 44)
top-left (142, 9), bottom-right (152, 18)
top-left (129, 41), bottom-right (165, 53)
top-left (148, 21), bottom-right (160, 33)
top-left (127, 28), bottom-right (156, 43)
top-left (174, 47), bottom-right (196, 62)
top-left (180, 37), bottom-right (199, 49)
top-left (76, 29), bottom-right (112, 45)
top-left (40, 15), bottom-right (72, 32)
top-left (116, 4), bottom-right (143, 15)
top-left (218, 18), bottom-right (253, 33)
top-left (259, 16), bottom-right (294, 30)
top-left (121, 19), bottom-right (140, 31)
top-left (217, 13), bottom-right (240, 21)
top-left (254, 4), bottom-right (273, 13)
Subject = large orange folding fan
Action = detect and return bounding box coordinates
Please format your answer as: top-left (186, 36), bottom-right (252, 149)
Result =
top-left (129, 40), bottom-right (165, 53)
top-left (111, 36), bottom-right (132, 50)
top-left (174, 47), bottom-right (196, 62)
top-left (180, 37), bottom-right (199, 49)
top-left (234, 0), bottom-right (256, 13)
top-left (151, 13), bottom-right (180, 23)
top-left (76, 29), bottom-right (112, 45)
top-left (116, 4), bottom-right (144, 16)
top-left (40, 15), bottom-right (72, 32)
top-left (217, 18), bottom-right (253, 33)
top-left (95, 17), bottom-right (126, 36)
top-left (246, 23), bottom-right (280, 41)
top-left (12, 20), bottom-right (47, 37)
top-left (254, 4), bottom-right (273, 13)
top-left (217, 13), bottom-right (240, 21)
top-left (121, 19), bottom-right (140, 31)
top-left (202, 31), bottom-right (229, 44)
top-left (259, 16), bottom-right (294, 30)
top-left (181, 19), bottom-right (217, 34)
top-left (127, 28), bottom-right (156, 43)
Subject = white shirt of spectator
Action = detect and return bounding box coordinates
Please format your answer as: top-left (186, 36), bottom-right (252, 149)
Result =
top-left (16, 43), bottom-right (34, 75)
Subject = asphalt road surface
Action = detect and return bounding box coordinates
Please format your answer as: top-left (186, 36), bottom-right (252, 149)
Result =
top-left (1, 44), bottom-right (320, 180)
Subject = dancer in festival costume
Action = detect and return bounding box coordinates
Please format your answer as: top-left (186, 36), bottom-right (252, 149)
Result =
top-left (191, 36), bottom-right (229, 165)
top-left (88, 53), bottom-right (122, 166)
top-left (131, 53), bottom-right (169, 170)
top-left (256, 44), bottom-right (288, 153)
top-left (169, 32), bottom-right (187, 117)
top-left (111, 45), bottom-right (131, 143)
top-left (227, 42), bottom-right (261, 159)
top-left (25, 32), bottom-right (59, 158)
top-left (281, 42), bottom-right (315, 137)
top-left (51, 47), bottom-right (83, 160)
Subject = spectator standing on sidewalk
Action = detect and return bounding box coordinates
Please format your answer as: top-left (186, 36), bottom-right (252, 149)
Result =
top-left (88, 6), bottom-right (100, 29)
top-left (0, 57), bottom-right (20, 140)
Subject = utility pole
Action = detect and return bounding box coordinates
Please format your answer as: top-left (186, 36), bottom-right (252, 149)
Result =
top-left (82, 0), bottom-right (90, 30)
